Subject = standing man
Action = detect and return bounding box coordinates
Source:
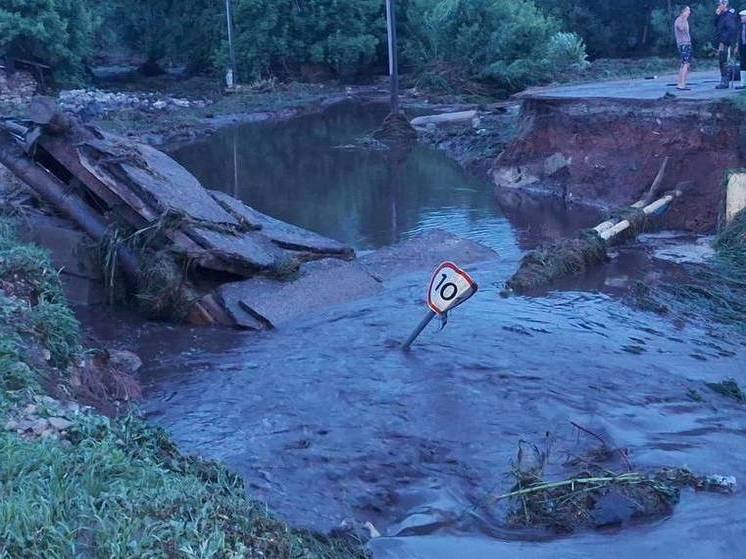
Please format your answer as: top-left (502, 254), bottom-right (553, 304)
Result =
top-left (675, 6), bottom-right (693, 90)
top-left (715, 0), bottom-right (739, 89)
top-left (736, 10), bottom-right (746, 88)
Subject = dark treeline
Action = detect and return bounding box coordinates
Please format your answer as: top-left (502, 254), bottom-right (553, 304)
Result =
top-left (0, 1), bottom-right (738, 89)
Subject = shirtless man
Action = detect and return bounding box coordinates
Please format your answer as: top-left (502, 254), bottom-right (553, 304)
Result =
top-left (675, 6), bottom-right (692, 90)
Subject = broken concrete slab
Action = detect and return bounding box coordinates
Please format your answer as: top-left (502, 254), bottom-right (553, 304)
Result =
top-left (187, 227), bottom-right (296, 276)
top-left (210, 190), bottom-right (354, 258)
top-left (18, 214), bottom-right (100, 280)
top-left (359, 229), bottom-right (498, 282)
top-left (81, 134), bottom-right (239, 226)
top-left (218, 258), bottom-right (382, 329)
top-left (219, 231), bottom-right (497, 328)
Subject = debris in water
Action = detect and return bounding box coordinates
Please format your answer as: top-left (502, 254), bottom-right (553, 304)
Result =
top-left (372, 112), bottom-right (418, 144)
top-left (706, 378), bottom-right (746, 403)
top-left (505, 230), bottom-right (608, 294)
top-left (486, 429), bottom-right (736, 535)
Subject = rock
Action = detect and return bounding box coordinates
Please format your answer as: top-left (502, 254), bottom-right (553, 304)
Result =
top-left (172, 99), bottom-right (190, 108)
top-left (107, 350), bottom-right (143, 374)
top-left (544, 152), bottom-right (571, 177)
top-left (30, 418), bottom-right (50, 435)
top-left (4, 419), bottom-right (19, 431)
top-left (22, 404), bottom-right (38, 415)
top-left (48, 417), bottom-right (74, 431)
top-left (152, 100), bottom-right (167, 110)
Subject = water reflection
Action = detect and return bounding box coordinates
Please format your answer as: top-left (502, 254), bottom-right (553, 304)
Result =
top-left (172, 103), bottom-right (596, 253)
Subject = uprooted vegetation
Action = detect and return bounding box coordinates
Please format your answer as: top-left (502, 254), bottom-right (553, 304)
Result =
top-left (0, 218), bottom-right (367, 558)
top-left (482, 426), bottom-right (735, 535)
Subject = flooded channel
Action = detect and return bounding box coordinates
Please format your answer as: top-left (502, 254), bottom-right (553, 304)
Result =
top-left (88, 104), bottom-right (746, 558)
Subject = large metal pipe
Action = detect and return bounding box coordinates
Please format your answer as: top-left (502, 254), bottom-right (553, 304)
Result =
top-left (0, 129), bottom-right (140, 281)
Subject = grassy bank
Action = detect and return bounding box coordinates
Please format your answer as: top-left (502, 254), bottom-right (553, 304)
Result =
top-left (0, 218), bottom-right (366, 558)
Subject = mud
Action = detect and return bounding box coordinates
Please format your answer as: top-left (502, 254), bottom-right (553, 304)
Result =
top-left (492, 96), bottom-right (744, 233)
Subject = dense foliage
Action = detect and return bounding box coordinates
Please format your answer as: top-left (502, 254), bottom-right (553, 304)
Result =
top-left (1, 0), bottom-right (741, 89)
top-left (0, 0), bottom-right (96, 84)
top-left (229, 0), bottom-right (385, 80)
top-left (402, 0), bottom-right (588, 91)
top-left (536, 0), bottom-right (740, 58)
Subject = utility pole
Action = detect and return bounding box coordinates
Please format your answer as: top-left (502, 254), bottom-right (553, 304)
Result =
top-left (385, 0), bottom-right (400, 113)
top-left (225, 0), bottom-right (238, 87)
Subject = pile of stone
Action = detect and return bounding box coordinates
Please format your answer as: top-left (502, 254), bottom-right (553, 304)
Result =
top-left (58, 88), bottom-right (211, 118)
top-left (0, 70), bottom-right (37, 106)
top-left (4, 395), bottom-right (82, 440)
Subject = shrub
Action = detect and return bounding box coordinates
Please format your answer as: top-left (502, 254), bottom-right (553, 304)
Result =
top-left (229, 0), bottom-right (384, 81)
top-left (546, 32), bottom-right (590, 74)
top-left (402, 0), bottom-right (588, 91)
top-left (0, 0), bottom-right (95, 85)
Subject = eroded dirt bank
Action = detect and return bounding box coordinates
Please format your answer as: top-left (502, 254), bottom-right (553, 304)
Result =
top-left (491, 96), bottom-right (745, 233)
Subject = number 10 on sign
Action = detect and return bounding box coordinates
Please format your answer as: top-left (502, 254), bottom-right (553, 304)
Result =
top-left (402, 262), bottom-right (478, 350)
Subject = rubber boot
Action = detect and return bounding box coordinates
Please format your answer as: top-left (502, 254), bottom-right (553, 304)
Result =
top-left (717, 50), bottom-right (730, 89)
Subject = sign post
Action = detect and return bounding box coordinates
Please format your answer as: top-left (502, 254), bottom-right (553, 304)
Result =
top-left (402, 262), bottom-right (478, 350)
top-left (385, 0), bottom-right (400, 113)
top-left (225, 0), bottom-right (238, 87)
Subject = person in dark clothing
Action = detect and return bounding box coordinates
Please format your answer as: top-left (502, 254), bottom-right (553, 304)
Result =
top-left (715, 0), bottom-right (739, 89)
top-left (737, 10), bottom-right (746, 88)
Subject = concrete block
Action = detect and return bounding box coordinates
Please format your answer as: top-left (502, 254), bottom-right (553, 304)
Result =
top-left (726, 172), bottom-right (746, 224)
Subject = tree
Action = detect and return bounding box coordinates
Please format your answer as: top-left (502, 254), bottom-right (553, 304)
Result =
top-left (402, 0), bottom-right (587, 91)
top-left (0, 0), bottom-right (95, 84)
top-left (230, 0), bottom-right (385, 81)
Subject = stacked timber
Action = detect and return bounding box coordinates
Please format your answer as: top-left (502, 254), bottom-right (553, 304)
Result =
top-left (0, 97), bottom-right (353, 327)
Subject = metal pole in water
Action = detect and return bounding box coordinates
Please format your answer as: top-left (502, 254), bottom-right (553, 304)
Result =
top-left (402, 310), bottom-right (436, 351)
top-left (385, 0), bottom-right (400, 113)
top-left (225, 0), bottom-right (238, 86)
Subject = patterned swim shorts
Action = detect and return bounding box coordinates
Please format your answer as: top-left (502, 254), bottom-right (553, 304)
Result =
top-left (678, 44), bottom-right (693, 65)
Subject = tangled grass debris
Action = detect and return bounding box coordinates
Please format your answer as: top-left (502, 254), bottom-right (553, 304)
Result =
top-left (486, 427), bottom-right (736, 535)
top-left (505, 230), bottom-right (608, 294)
top-left (706, 378), bottom-right (746, 403)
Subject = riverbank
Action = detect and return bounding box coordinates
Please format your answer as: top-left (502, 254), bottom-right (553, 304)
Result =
top-left (0, 217), bottom-right (367, 558)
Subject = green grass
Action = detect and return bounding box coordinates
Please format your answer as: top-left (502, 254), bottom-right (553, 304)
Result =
top-left (0, 217), bottom-right (367, 559)
top-left (0, 416), bottom-right (366, 559)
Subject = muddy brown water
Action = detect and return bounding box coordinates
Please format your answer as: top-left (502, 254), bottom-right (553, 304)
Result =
top-left (83, 104), bottom-right (746, 558)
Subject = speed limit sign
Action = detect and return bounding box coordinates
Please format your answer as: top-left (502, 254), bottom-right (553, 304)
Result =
top-left (427, 262), bottom-right (478, 315)
top-left (402, 261), bottom-right (479, 350)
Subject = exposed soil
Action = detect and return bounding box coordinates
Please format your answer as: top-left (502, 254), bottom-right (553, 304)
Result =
top-left (492, 97), bottom-right (745, 233)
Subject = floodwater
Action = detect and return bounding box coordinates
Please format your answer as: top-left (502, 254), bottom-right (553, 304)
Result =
top-left (90, 104), bottom-right (746, 558)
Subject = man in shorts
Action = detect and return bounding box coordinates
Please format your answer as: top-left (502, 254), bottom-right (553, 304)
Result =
top-left (675, 6), bottom-right (693, 90)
